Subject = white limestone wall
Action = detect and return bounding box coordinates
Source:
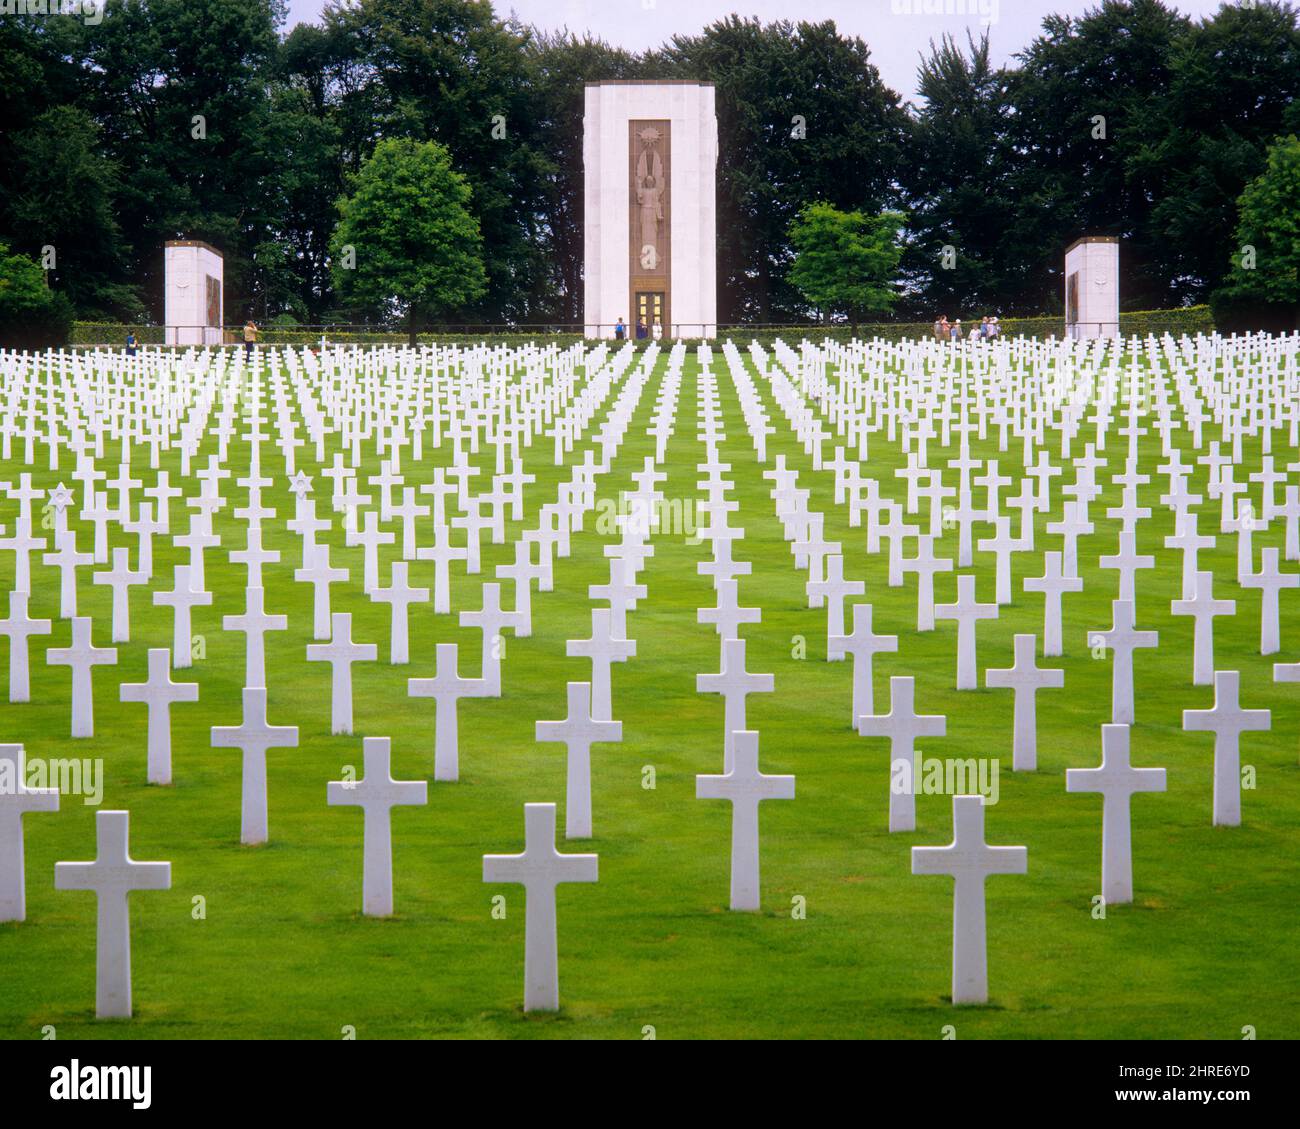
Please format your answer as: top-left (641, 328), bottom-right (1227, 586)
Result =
top-left (164, 243), bottom-right (223, 346)
top-left (1064, 239), bottom-right (1119, 340)
top-left (583, 83), bottom-right (717, 339)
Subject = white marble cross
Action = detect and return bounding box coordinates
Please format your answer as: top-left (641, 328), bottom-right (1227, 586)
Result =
top-left (589, 555), bottom-right (646, 638)
top-left (934, 574), bottom-right (999, 690)
top-left (975, 515), bottom-right (1019, 605)
top-left (1023, 550), bottom-right (1081, 657)
top-left (371, 560), bottom-right (429, 665)
top-left (296, 542), bottom-right (349, 640)
top-left (229, 522), bottom-right (280, 588)
top-left (0, 743), bottom-right (59, 922)
top-left (119, 648), bottom-right (199, 785)
top-left (1182, 670), bottom-right (1270, 826)
top-left (1047, 499), bottom-right (1092, 579)
top-left (210, 687), bottom-right (300, 844)
top-left (535, 681), bottom-right (622, 839)
top-left (327, 736), bottom-right (427, 916)
top-left (1240, 546), bottom-right (1297, 655)
top-left (806, 554), bottom-right (863, 641)
top-left (483, 802), bottom-right (598, 1012)
top-left (92, 546), bottom-right (147, 643)
top-left (984, 634), bottom-right (1064, 771)
top-left (1098, 529), bottom-right (1154, 607)
top-left (911, 794), bottom-right (1027, 1005)
top-left (901, 533), bottom-right (953, 632)
top-left (1164, 512), bottom-right (1216, 598)
top-left (696, 730), bottom-right (794, 911)
top-left (306, 612), bottom-right (377, 735)
top-left (828, 602), bottom-right (898, 723)
top-left (698, 534), bottom-right (751, 587)
top-left (1088, 599), bottom-right (1158, 724)
top-left (697, 637), bottom-right (775, 771)
top-left (221, 585), bottom-right (287, 688)
top-left (698, 577), bottom-right (761, 641)
top-left (43, 529), bottom-right (93, 618)
top-left (858, 675), bottom-right (946, 832)
top-left (460, 581), bottom-right (524, 694)
top-left (347, 508), bottom-right (395, 593)
top-left (566, 608), bottom-right (635, 721)
top-left (0, 589), bottom-right (51, 702)
top-left (46, 616), bottom-right (118, 737)
top-left (495, 538), bottom-right (544, 635)
top-left (54, 809), bottom-right (170, 1018)
top-left (408, 642), bottom-right (489, 781)
top-left (417, 521), bottom-right (467, 614)
top-left (152, 563), bottom-right (212, 670)
top-left (1066, 723), bottom-right (1165, 904)
top-left (1170, 569), bottom-right (1235, 686)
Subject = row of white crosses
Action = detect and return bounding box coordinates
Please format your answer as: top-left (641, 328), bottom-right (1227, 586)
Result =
top-left (693, 363), bottom-right (794, 912)
top-left (755, 335), bottom-right (1291, 772)
top-left (724, 333), bottom-right (1299, 1003)
top-left (481, 343), bottom-right (673, 1010)
top-left (729, 347), bottom-right (1036, 1005)
top-left (0, 339), bottom-right (662, 1016)
top-left (4, 330), bottom-right (1299, 1016)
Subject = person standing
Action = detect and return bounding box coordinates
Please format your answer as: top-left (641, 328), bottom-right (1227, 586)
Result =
top-left (615, 317), bottom-right (626, 341)
top-left (950, 319), bottom-right (962, 342)
top-left (243, 319), bottom-right (258, 358)
top-left (933, 314), bottom-right (945, 342)
top-left (125, 331), bottom-right (138, 358)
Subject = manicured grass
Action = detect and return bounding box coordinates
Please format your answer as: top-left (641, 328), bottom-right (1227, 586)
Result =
top-left (1, 345), bottom-right (1297, 1039)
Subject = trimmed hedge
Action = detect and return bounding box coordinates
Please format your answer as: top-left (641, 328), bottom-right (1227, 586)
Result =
top-left (69, 306), bottom-right (1219, 351)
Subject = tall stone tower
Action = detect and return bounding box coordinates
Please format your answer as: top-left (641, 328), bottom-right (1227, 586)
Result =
top-left (583, 82), bottom-right (718, 340)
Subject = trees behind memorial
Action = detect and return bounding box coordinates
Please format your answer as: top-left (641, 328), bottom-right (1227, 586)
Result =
top-left (659, 17), bottom-right (908, 323)
top-left (0, 0), bottom-right (1297, 328)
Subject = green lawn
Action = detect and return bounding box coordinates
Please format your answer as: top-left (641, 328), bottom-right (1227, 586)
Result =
top-left (1, 345), bottom-right (1297, 1040)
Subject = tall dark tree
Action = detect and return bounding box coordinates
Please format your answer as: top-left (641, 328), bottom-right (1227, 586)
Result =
top-left (7, 106), bottom-right (141, 319)
top-left (79, 0), bottom-right (286, 319)
top-left (1137, 1), bottom-right (1300, 303)
top-left (658, 17), bottom-right (908, 322)
top-left (1004, 0), bottom-right (1191, 311)
top-left (323, 0), bottom-right (553, 322)
top-left (263, 24), bottom-right (350, 321)
top-left (900, 33), bottom-right (1016, 317)
top-left (526, 33), bottom-right (647, 324)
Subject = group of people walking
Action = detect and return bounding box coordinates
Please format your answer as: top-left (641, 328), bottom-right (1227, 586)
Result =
top-left (933, 315), bottom-right (1001, 342)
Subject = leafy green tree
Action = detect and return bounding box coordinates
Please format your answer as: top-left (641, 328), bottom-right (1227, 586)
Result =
top-left (1215, 135), bottom-right (1300, 327)
top-left (330, 138), bottom-right (487, 342)
top-left (788, 203), bottom-right (904, 323)
top-left (0, 243), bottom-right (74, 349)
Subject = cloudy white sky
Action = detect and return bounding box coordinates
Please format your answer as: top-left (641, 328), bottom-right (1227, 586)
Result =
top-left (284, 0), bottom-right (1231, 102)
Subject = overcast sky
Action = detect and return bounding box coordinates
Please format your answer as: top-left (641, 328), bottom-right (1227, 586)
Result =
top-left (283, 0), bottom-right (1230, 103)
